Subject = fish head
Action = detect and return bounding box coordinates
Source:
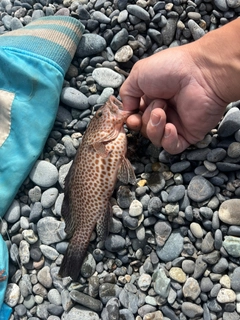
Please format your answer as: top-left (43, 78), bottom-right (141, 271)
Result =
top-left (84, 96), bottom-right (133, 145)
top-left (99, 95), bottom-right (133, 126)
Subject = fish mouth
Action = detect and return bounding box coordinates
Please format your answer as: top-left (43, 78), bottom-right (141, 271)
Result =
top-left (109, 95), bottom-right (138, 117)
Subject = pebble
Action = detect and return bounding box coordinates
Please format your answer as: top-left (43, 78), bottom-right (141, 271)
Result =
top-left (62, 306), bottom-right (100, 320)
top-left (219, 199), bottom-right (240, 225)
top-left (61, 87), bottom-right (89, 110)
top-left (217, 289), bottom-right (236, 303)
top-left (138, 273), bottom-right (151, 291)
top-left (181, 302), bottom-right (203, 318)
top-left (4, 199), bottom-right (20, 223)
top-left (129, 199), bottom-right (143, 217)
top-left (5, 283), bottom-right (21, 307)
top-left (167, 185), bottom-right (185, 202)
top-left (92, 67), bottom-right (123, 88)
top-left (110, 28), bottom-right (128, 51)
top-left (188, 19), bottom-right (205, 40)
top-left (105, 234), bottom-right (126, 252)
top-left (37, 217), bottom-right (65, 245)
top-left (115, 45), bottom-right (133, 62)
top-left (187, 175), bottom-right (215, 202)
top-left (190, 222), bottom-right (204, 239)
top-left (152, 268), bottom-right (170, 299)
top-left (183, 277), bottom-right (201, 300)
top-left (156, 231), bottom-right (183, 262)
top-left (169, 267), bottom-right (186, 283)
top-left (37, 266), bottom-right (52, 288)
top-left (218, 107), bottom-right (240, 137)
top-left (70, 290), bottom-right (102, 312)
top-left (41, 187), bottom-right (58, 208)
top-left (29, 160), bottom-right (58, 188)
top-left (77, 34), bottom-right (106, 58)
top-left (223, 235), bottom-right (240, 257)
top-left (127, 4), bottom-right (150, 21)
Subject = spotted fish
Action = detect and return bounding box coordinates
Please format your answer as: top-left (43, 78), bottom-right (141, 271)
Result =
top-left (59, 96), bottom-right (136, 281)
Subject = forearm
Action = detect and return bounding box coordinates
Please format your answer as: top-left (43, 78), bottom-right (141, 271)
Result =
top-left (189, 18), bottom-right (240, 104)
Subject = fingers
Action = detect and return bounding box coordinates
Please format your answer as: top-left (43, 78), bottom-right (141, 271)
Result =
top-left (161, 124), bottom-right (191, 154)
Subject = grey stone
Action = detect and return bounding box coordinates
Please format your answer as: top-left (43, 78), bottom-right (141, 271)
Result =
top-left (156, 231), bottom-right (183, 262)
top-left (37, 266), bottom-right (52, 289)
top-left (188, 19), bottom-right (205, 40)
top-left (61, 87), bottom-right (89, 110)
top-left (92, 67), bottom-right (123, 88)
top-left (41, 187), bottom-right (58, 208)
top-left (152, 268), bottom-right (170, 298)
top-left (223, 235), bottom-right (240, 257)
top-left (70, 290), bottom-right (102, 312)
top-left (182, 302), bottom-right (203, 318)
top-left (162, 14), bottom-right (178, 45)
top-left (187, 176), bottom-right (215, 202)
top-left (119, 288), bottom-right (138, 314)
top-left (218, 107), bottom-right (240, 137)
top-left (5, 283), bottom-right (21, 307)
top-left (77, 34), bottom-right (106, 58)
top-left (29, 160), bottom-right (58, 188)
top-left (105, 234), bottom-right (125, 252)
top-left (4, 200), bottom-right (20, 223)
top-left (127, 4), bottom-right (150, 21)
top-left (167, 185), bottom-right (185, 202)
top-left (219, 199), bottom-right (240, 225)
top-left (37, 217), bottom-right (66, 245)
top-left (61, 306), bottom-right (100, 320)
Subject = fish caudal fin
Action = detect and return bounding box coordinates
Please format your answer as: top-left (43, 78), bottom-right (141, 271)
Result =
top-left (58, 230), bottom-right (91, 281)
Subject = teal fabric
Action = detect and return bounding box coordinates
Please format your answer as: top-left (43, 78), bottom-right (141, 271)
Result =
top-left (0, 237), bottom-right (10, 320)
top-left (0, 16), bottom-right (84, 318)
top-left (0, 48), bottom-right (63, 216)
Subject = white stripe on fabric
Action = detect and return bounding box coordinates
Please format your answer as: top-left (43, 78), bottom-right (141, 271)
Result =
top-left (0, 90), bottom-right (15, 147)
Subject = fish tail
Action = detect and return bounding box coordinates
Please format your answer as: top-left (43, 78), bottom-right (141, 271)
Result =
top-left (58, 231), bottom-right (90, 281)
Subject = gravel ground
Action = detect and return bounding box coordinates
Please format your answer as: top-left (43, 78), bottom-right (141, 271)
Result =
top-left (2, 0), bottom-right (240, 319)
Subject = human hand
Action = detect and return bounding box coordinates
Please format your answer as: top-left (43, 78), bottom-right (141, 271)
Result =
top-left (120, 19), bottom-right (240, 154)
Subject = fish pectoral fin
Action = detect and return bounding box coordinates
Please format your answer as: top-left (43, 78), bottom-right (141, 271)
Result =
top-left (96, 202), bottom-right (112, 240)
top-left (93, 142), bottom-right (110, 158)
top-left (118, 156), bottom-right (136, 185)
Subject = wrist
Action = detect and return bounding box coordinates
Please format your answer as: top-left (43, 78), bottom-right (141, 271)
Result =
top-left (189, 19), bottom-right (240, 105)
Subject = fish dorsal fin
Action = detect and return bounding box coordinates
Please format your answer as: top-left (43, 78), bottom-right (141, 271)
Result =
top-left (118, 156), bottom-right (136, 185)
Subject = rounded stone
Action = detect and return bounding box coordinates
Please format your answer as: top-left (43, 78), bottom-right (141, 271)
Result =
top-left (61, 87), bottom-right (89, 110)
top-left (4, 200), bottom-right (20, 223)
top-left (41, 188), bottom-right (58, 208)
top-left (115, 45), bottom-right (133, 63)
top-left (138, 273), bottom-right (151, 291)
top-left (76, 34), bottom-right (106, 58)
top-left (29, 160), bottom-right (58, 188)
top-left (183, 277), bottom-right (201, 300)
top-left (187, 175), bottom-right (215, 202)
top-left (92, 68), bottom-right (123, 88)
top-left (219, 199), bottom-right (240, 225)
top-left (190, 222), bottom-right (204, 239)
top-left (129, 199), bottom-right (143, 217)
top-left (156, 231), bottom-right (183, 262)
top-left (169, 267), bottom-right (186, 283)
top-left (181, 302), bottom-right (203, 318)
top-left (217, 289), bottom-right (236, 303)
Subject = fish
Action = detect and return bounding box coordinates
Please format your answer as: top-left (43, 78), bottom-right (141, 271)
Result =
top-left (58, 95), bottom-right (136, 281)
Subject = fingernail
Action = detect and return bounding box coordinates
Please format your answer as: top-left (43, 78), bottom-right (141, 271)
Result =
top-left (164, 127), bottom-right (171, 138)
top-left (150, 112), bottom-right (161, 126)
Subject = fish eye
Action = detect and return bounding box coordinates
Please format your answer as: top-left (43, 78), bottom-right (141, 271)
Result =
top-left (97, 111), bottom-right (103, 117)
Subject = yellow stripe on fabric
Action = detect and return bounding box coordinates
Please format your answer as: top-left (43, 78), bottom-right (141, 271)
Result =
top-left (0, 90), bottom-right (15, 147)
top-left (6, 29), bottom-right (78, 58)
top-left (29, 19), bottom-right (83, 39)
